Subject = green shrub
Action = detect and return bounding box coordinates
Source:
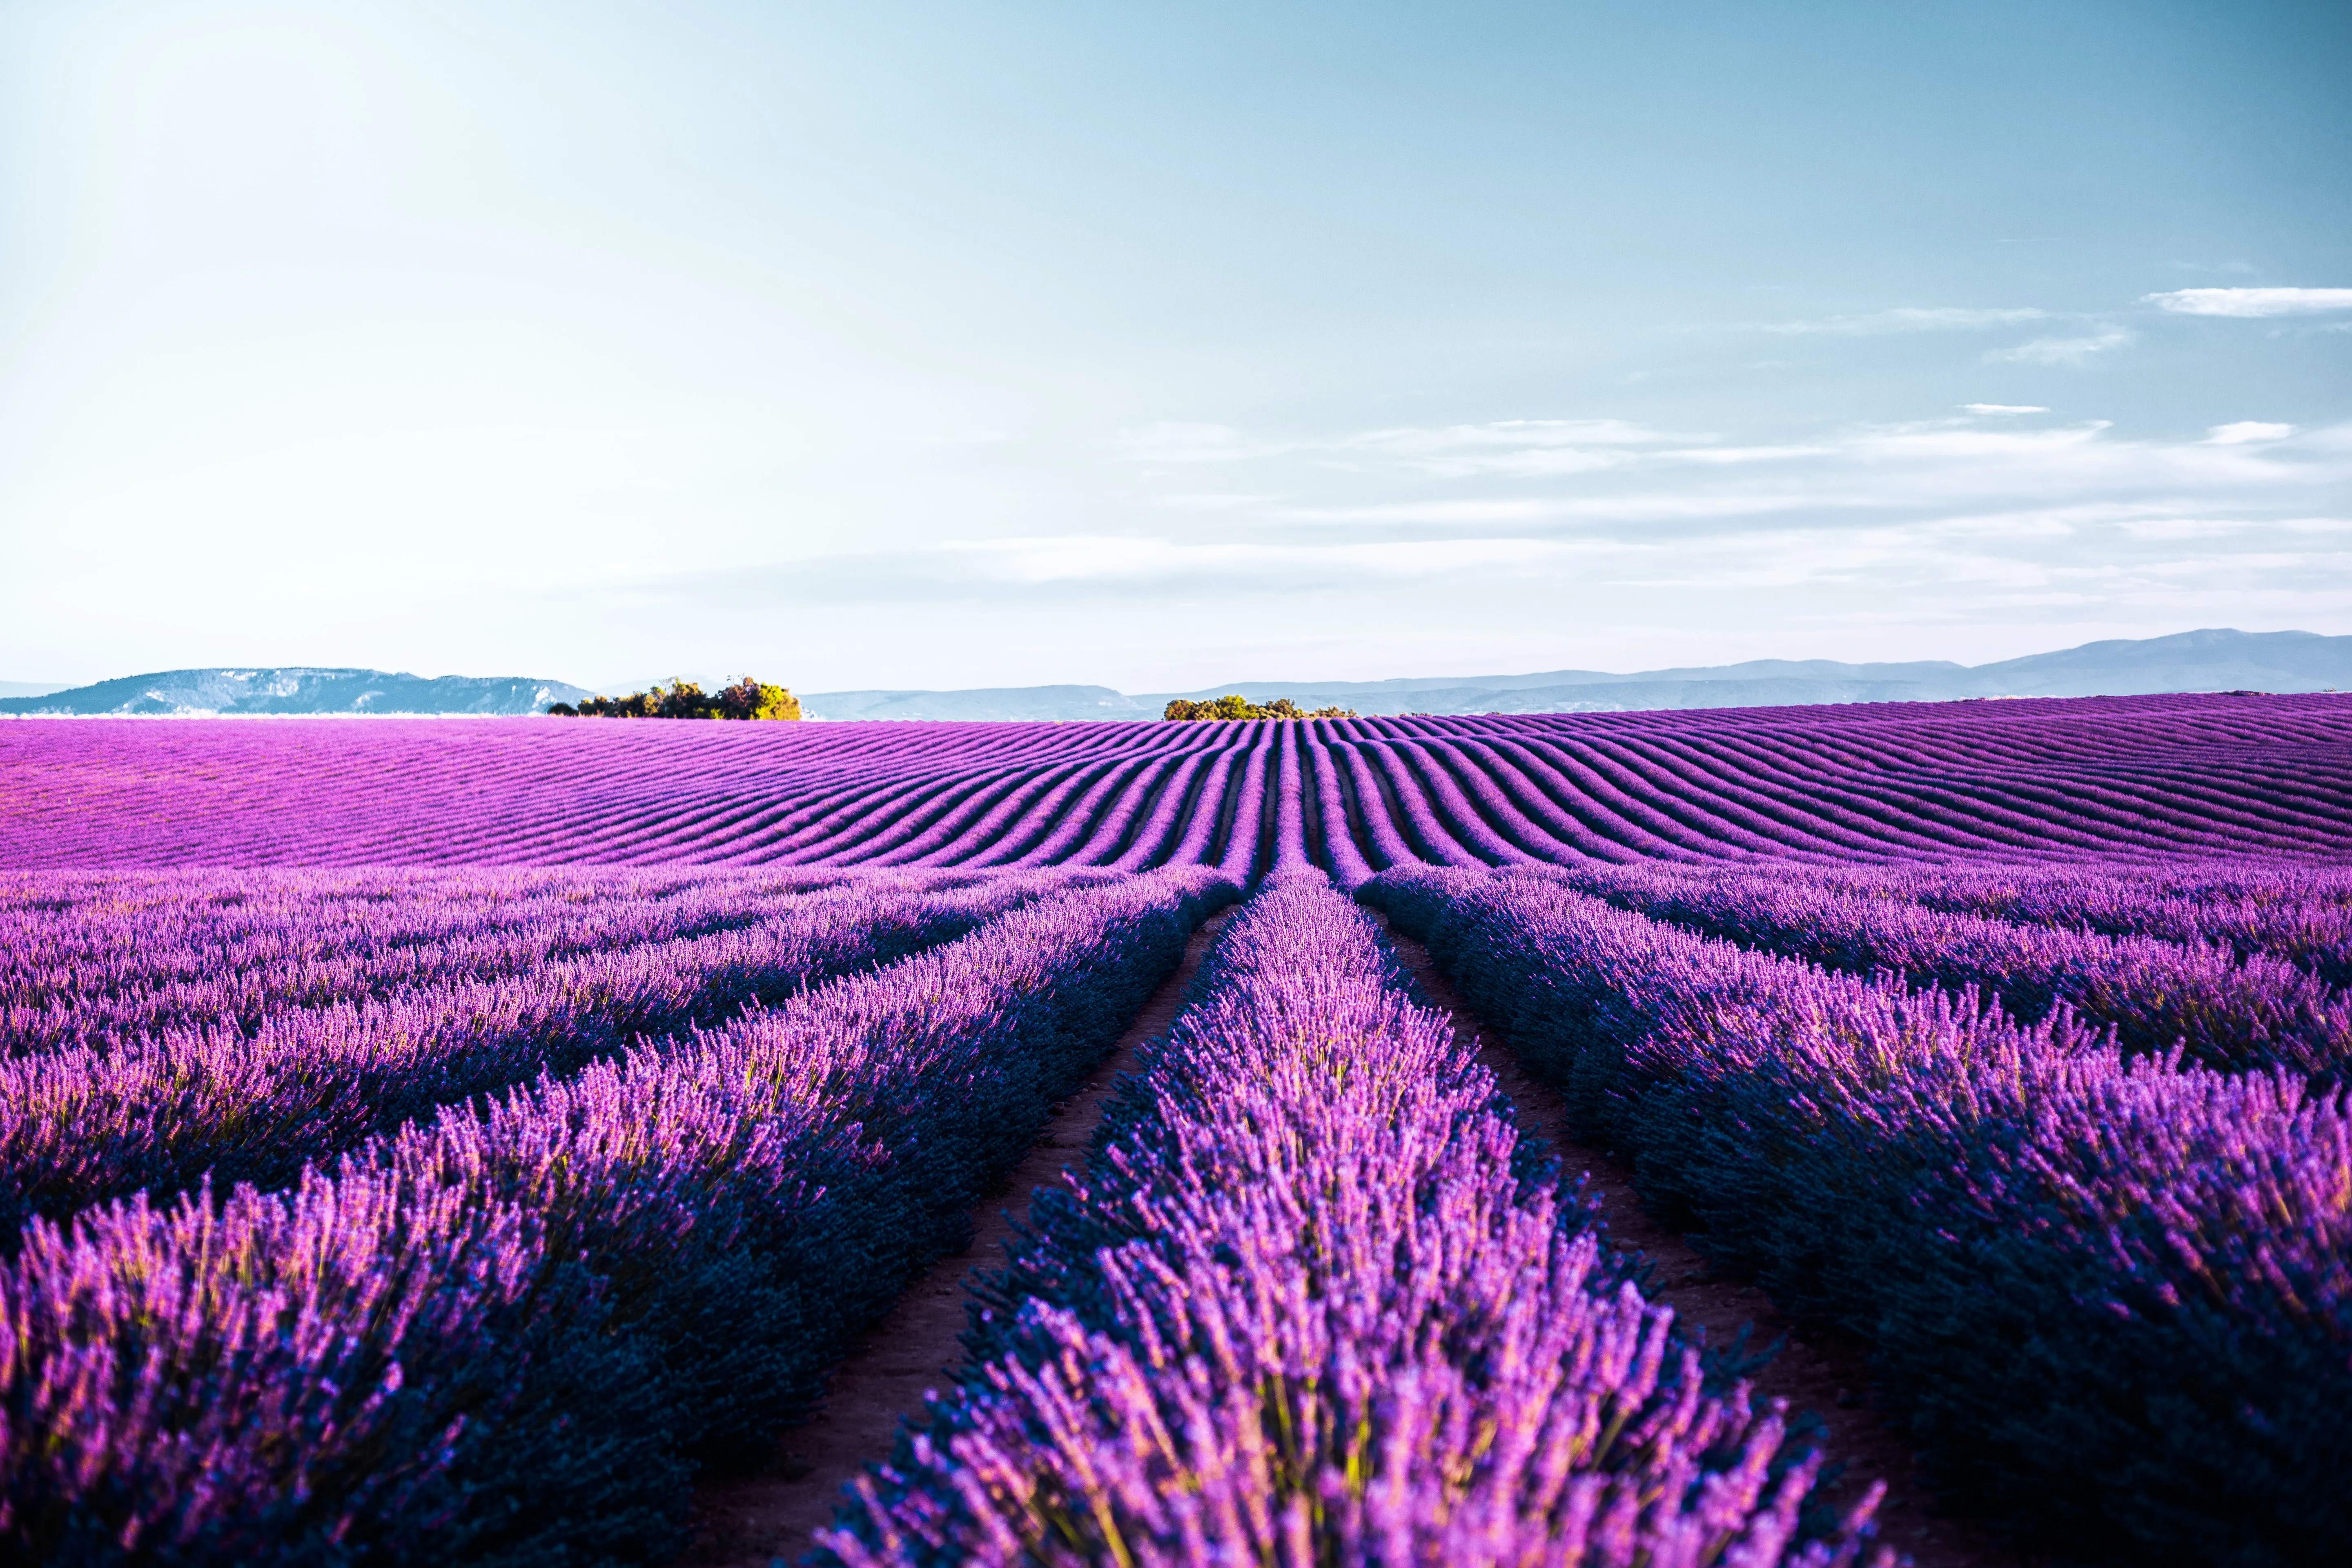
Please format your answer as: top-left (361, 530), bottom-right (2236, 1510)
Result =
top-left (1161, 695), bottom-right (1356, 721)
top-left (551, 678), bottom-right (802, 721)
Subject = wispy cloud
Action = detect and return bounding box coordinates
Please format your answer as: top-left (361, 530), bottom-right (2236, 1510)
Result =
top-left (630, 414), bottom-right (2352, 680)
top-left (1984, 327), bottom-right (2134, 366)
top-left (1345, 419), bottom-right (1688, 452)
top-left (1155, 492), bottom-right (1278, 512)
top-left (1110, 422), bottom-right (1294, 463)
top-left (2143, 287), bottom-right (2352, 317)
top-left (1335, 419), bottom-right (1699, 478)
top-left (1755, 306), bottom-right (2051, 335)
top-left (2207, 421), bottom-right (2295, 445)
top-left (1234, 415), bottom-right (2350, 534)
top-left (2114, 517), bottom-right (2259, 540)
top-left (662, 532), bottom-right (1593, 605)
top-left (603, 408), bottom-right (2352, 684)
top-left (930, 534), bottom-right (1571, 588)
top-left (1960, 403), bottom-right (2049, 415)
top-left (1116, 417), bottom-right (1705, 481)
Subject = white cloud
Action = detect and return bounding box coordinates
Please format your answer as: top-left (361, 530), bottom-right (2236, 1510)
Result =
top-left (2114, 518), bottom-right (2259, 540)
top-left (1961, 403), bottom-right (2049, 415)
top-left (2143, 287), bottom-right (2352, 317)
top-left (561, 406), bottom-right (2352, 691)
top-left (1346, 419), bottom-right (1688, 452)
top-left (585, 412), bottom-right (2352, 688)
top-left (1338, 419), bottom-right (1701, 481)
top-left (1110, 422), bottom-right (1293, 463)
top-left (1120, 417), bottom-right (1709, 482)
top-left (1252, 416), bottom-right (2351, 534)
top-left (1757, 306), bottom-right (2051, 336)
top-left (697, 532), bottom-right (1593, 604)
top-left (1984, 327), bottom-right (2133, 366)
top-left (1378, 446), bottom-right (1637, 478)
top-left (2207, 422), bottom-right (2295, 445)
top-left (1655, 441), bottom-right (1838, 467)
top-left (931, 534), bottom-right (1572, 587)
top-left (1274, 498), bottom-right (1587, 526)
top-left (1155, 492), bottom-right (1277, 512)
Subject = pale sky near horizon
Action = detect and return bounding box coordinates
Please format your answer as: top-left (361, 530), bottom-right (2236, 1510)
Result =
top-left (2, 0), bottom-right (2348, 693)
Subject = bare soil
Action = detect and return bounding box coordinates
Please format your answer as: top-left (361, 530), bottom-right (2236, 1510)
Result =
top-left (677, 909), bottom-right (1234, 1568)
top-left (1379, 920), bottom-right (2023, 1568)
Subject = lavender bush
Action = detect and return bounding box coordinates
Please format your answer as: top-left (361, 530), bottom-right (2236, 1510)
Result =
top-left (1543, 860), bottom-right (2352, 1078)
top-left (0, 867), bottom-right (847, 1054)
top-left (1846, 859), bottom-right (2352, 988)
top-left (0, 871), bottom-right (1091, 1234)
top-left (1366, 865), bottom-right (2352, 1565)
top-left (820, 873), bottom-right (1890, 1568)
top-left (0, 871), bottom-right (1233, 1565)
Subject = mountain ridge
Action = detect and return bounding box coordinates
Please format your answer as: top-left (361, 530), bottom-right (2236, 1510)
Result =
top-left (5, 630), bottom-right (2345, 719)
top-left (805, 628), bottom-right (2352, 719)
top-left (0, 668), bottom-right (591, 717)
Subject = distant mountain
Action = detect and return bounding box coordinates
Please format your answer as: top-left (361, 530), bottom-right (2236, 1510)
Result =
top-left (11, 629), bottom-right (2345, 722)
top-left (0, 680), bottom-right (73, 699)
top-left (1140, 655), bottom-right (1973, 699)
top-left (0, 668), bottom-right (592, 717)
top-left (800, 628), bottom-right (2352, 721)
top-left (1958, 628), bottom-right (2352, 697)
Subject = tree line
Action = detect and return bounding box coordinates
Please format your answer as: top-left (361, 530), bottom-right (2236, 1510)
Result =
top-left (549, 678), bottom-right (802, 721)
top-left (1161, 695), bottom-right (1358, 721)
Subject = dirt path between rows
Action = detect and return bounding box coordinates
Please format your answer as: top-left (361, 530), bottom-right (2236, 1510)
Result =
top-left (677, 908), bottom-right (1234, 1568)
top-left (1379, 920), bottom-right (2020, 1568)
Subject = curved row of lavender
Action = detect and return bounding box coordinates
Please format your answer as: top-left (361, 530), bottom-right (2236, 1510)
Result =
top-left (4, 693), bottom-right (2348, 870)
top-left (1, 867), bottom-right (884, 1051)
top-left (0, 870), bottom-right (1114, 1235)
top-left (1539, 860), bottom-right (2352, 1080)
top-left (0, 869), bottom-right (1233, 1564)
top-left (822, 872), bottom-right (1891, 1568)
top-left (1800, 859), bottom-right (2352, 988)
top-left (1364, 866), bottom-right (2350, 1568)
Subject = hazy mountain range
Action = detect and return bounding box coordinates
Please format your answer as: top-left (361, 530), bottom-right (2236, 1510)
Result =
top-left (800, 628), bottom-right (2352, 719)
top-left (3, 629), bottom-right (2346, 719)
top-left (0, 668), bottom-right (591, 717)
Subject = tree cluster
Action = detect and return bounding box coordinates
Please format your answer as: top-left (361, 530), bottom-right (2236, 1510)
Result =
top-left (1161, 695), bottom-right (1358, 721)
top-left (550, 678), bottom-right (802, 721)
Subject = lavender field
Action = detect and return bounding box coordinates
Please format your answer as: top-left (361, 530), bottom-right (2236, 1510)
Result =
top-left (2, 693), bottom-right (2349, 1566)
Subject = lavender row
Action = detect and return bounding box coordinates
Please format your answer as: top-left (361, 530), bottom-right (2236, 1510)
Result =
top-left (821, 872), bottom-right (1889, 1568)
top-left (0, 871), bottom-right (1099, 1238)
top-left (0, 866), bottom-right (881, 1055)
top-left (1544, 859), bottom-right (2352, 1079)
top-left (1836, 859), bottom-right (2352, 989)
top-left (0, 869), bottom-right (1234, 1565)
top-left (1365, 866), bottom-right (2352, 1566)
top-left (0, 864), bottom-right (827, 981)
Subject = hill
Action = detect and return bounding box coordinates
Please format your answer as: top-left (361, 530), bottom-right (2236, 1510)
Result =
top-left (8, 629), bottom-right (2345, 721)
top-left (0, 668), bottom-right (590, 717)
top-left (799, 628), bottom-right (2352, 720)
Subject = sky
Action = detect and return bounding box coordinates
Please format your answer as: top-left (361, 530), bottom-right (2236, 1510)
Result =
top-left (1, 0), bottom-right (2347, 693)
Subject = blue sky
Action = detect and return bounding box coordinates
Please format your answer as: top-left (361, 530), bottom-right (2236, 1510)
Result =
top-left (2, 0), bottom-right (2346, 691)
